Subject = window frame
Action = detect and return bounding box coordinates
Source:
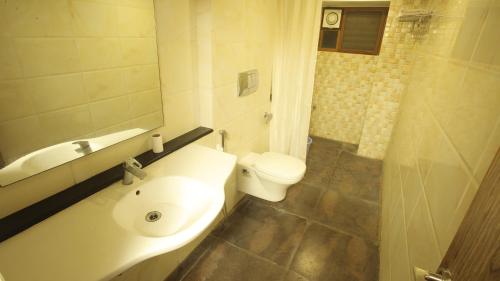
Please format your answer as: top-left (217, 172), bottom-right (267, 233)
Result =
top-left (318, 7), bottom-right (389, 55)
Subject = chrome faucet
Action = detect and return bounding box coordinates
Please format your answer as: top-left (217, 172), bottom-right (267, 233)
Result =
top-left (123, 158), bottom-right (147, 185)
top-left (73, 141), bottom-right (93, 155)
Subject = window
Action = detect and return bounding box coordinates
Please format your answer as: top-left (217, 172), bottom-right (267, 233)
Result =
top-left (318, 7), bottom-right (389, 55)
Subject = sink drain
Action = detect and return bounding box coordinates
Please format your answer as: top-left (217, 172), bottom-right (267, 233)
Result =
top-left (145, 211), bottom-right (162, 222)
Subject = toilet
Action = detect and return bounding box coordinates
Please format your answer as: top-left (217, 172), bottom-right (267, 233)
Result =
top-left (237, 152), bottom-right (306, 202)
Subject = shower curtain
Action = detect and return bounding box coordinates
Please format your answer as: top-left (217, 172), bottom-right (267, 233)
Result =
top-left (270, 0), bottom-right (322, 160)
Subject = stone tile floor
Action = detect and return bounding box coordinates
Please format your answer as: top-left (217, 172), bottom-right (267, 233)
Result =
top-left (166, 136), bottom-right (382, 281)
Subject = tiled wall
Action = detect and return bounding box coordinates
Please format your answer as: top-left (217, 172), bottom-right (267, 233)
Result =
top-left (208, 0), bottom-right (276, 159)
top-left (155, 0), bottom-right (200, 138)
top-left (0, 0), bottom-right (163, 163)
top-left (380, 0), bottom-right (500, 280)
top-left (111, 0), bottom-right (278, 280)
top-left (310, 2), bottom-right (415, 159)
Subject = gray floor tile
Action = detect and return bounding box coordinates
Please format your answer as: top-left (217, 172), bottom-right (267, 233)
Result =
top-left (167, 138), bottom-right (381, 281)
top-left (182, 239), bottom-right (286, 281)
top-left (165, 236), bottom-right (216, 281)
top-left (313, 190), bottom-right (379, 242)
top-left (290, 223), bottom-right (379, 281)
top-left (275, 182), bottom-right (323, 218)
top-left (310, 136), bottom-right (358, 153)
top-left (215, 200), bottom-right (307, 266)
top-left (256, 182), bottom-right (323, 218)
top-left (336, 151), bottom-right (382, 177)
top-left (329, 167), bottom-right (381, 203)
top-left (282, 270), bottom-right (311, 281)
top-left (301, 160), bottom-right (334, 188)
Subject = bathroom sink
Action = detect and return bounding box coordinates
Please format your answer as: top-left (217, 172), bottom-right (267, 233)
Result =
top-left (113, 176), bottom-right (224, 238)
top-left (0, 144), bottom-right (236, 281)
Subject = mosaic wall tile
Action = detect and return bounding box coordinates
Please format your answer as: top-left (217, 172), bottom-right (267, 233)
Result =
top-left (309, 4), bottom-right (416, 159)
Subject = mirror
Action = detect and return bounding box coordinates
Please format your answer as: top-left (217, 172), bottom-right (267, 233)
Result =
top-left (0, 0), bottom-right (163, 186)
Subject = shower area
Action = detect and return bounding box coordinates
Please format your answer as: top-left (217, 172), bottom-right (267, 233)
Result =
top-left (309, 0), bottom-right (413, 160)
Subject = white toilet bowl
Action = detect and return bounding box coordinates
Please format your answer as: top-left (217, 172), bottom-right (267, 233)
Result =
top-left (237, 152), bottom-right (306, 202)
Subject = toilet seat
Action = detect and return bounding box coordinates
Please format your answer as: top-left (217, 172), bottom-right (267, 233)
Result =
top-left (254, 152), bottom-right (306, 184)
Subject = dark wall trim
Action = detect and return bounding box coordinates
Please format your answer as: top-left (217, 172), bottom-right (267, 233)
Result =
top-left (0, 127), bottom-right (213, 243)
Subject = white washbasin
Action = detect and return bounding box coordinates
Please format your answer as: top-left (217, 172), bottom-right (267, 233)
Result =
top-left (0, 143), bottom-right (236, 281)
top-left (113, 176), bottom-right (224, 238)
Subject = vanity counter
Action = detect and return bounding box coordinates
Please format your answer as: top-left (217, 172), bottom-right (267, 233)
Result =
top-left (0, 144), bottom-right (236, 281)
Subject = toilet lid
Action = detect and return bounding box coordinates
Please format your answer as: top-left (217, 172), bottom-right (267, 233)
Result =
top-left (254, 152), bottom-right (306, 181)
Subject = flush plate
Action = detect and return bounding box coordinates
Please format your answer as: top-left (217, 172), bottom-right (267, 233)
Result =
top-left (238, 69), bottom-right (259, 97)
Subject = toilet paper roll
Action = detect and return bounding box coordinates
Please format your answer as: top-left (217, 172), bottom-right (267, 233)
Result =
top-left (152, 133), bottom-right (164, 153)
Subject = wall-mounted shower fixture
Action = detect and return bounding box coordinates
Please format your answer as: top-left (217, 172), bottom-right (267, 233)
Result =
top-left (397, 9), bottom-right (432, 38)
top-left (397, 9), bottom-right (432, 22)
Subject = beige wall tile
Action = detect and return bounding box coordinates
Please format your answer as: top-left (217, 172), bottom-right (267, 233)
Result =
top-left (42, 0), bottom-right (75, 36)
top-left (380, 1), bottom-right (499, 280)
top-left (71, 0), bottom-right (118, 36)
top-left (406, 195), bottom-right (442, 271)
top-left (0, 116), bottom-right (48, 162)
top-left (0, 81), bottom-right (35, 122)
top-left (130, 89), bottom-right (163, 117)
top-left (132, 111), bottom-right (164, 132)
top-left (389, 204), bottom-right (412, 281)
top-left (4, 0), bottom-right (46, 37)
top-left (91, 121), bottom-right (133, 139)
top-left (76, 39), bottom-right (122, 71)
top-left (90, 96), bottom-right (131, 129)
top-left (471, 5), bottom-right (500, 67)
top-left (212, 42), bottom-right (247, 87)
top-left (38, 105), bottom-right (93, 144)
top-left (119, 0), bottom-right (155, 10)
top-left (161, 92), bottom-right (198, 139)
top-left (0, 37), bottom-right (23, 80)
top-left (29, 74), bottom-right (88, 113)
top-left (413, 106), bottom-right (444, 184)
top-left (423, 139), bottom-right (470, 253)
top-left (441, 182), bottom-right (478, 254)
top-left (83, 69), bottom-right (126, 101)
top-left (121, 38), bottom-right (158, 66)
top-left (401, 160), bottom-right (424, 224)
top-left (450, 0), bottom-right (489, 61)
top-left (4, 0), bottom-right (76, 37)
top-left (160, 39), bottom-right (196, 94)
top-left (123, 65), bottom-right (161, 93)
top-left (0, 2), bottom-right (6, 36)
top-left (473, 119), bottom-right (500, 182)
top-left (116, 6), bottom-right (156, 37)
top-left (14, 38), bottom-right (81, 77)
top-left (445, 67), bottom-right (500, 170)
